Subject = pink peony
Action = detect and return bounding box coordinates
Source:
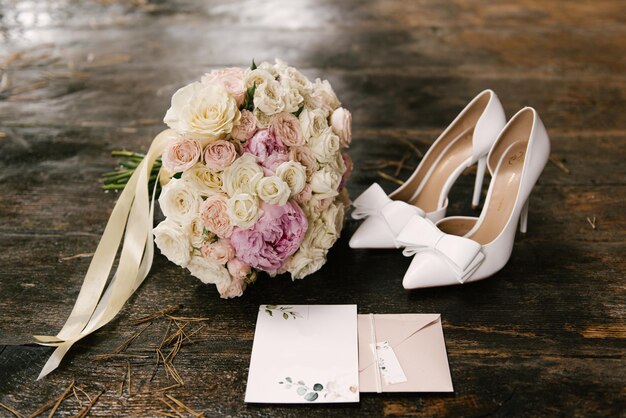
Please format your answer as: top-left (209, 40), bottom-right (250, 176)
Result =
top-left (200, 194), bottom-right (233, 238)
top-left (244, 129), bottom-right (289, 173)
top-left (162, 137), bottom-right (202, 173)
top-left (230, 201), bottom-right (308, 272)
top-left (270, 112), bottom-right (305, 147)
top-left (204, 140), bottom-right (237, 171)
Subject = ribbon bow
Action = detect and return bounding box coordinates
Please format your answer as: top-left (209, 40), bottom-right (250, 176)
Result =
top-left (351, 183), bottom-right (425, 238)
top-left (396, 215), bottom-right (484, 283)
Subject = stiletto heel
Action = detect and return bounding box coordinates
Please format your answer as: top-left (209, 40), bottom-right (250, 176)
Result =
top-left (398, 107), bottom-right (550, 289)
top-left (349, 90), bottom-right (506, 249)
top-left (519, 198), bottom-right (529, 235)
top-left (472, 155), bottom-right (487, 209)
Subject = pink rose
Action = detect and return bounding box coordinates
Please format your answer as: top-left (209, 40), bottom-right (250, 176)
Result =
top-left (202, 67), bottom-right (246, 107)
top-left (202, 239), bottom-right (235, 264)
top-left (330, 107), bottom-right (352, 147)
top-left (230, 201), bottom-right (308, 273)
top-left (244, 129), bottom-right (289, 173)
top-left (289, 146), bottom-right (319, 178)
top-left (270, 112), bottom-right (305, 147)
top-left (293, 183), bottom-right (312, 205)
top-left (310, 196), bottom-right (333, 212)
top-left (217, 276), bottom-right (245, 299)
top-left (162, 137), bottom-right (202, 173)
top-left (231, 110), bottom-right (257, 142)
top-left (200, 195), bottom-right (233, 238)
top-left (204, 140), bottom-right (237, 171)
top-left (339, 152), bottom-right (353, 190)
top-left (227, 258), bottom-right (251, 280)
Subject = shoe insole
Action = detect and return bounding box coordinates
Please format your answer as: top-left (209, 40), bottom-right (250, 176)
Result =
top-left (469, 141), bottom-right (527, 245)
top-left (410, 130), bottom-right (474, 212)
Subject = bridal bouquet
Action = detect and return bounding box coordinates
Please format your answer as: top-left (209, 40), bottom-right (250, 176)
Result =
top-left (152, 60), bottom-right (352, 298)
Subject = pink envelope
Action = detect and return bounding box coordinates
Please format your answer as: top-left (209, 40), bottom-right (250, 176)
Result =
top-left (358, 314), bottom-right (453, 392)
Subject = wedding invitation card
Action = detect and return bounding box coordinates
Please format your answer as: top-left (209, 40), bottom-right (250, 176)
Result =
top-left (245, 304), bottom-right (359, 403)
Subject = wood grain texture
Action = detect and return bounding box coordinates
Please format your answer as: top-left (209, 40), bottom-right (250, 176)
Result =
top-left (0, 0), bottom-right (625, 417)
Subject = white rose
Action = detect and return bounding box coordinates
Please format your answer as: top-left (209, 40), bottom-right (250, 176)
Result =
top-left (310, 78), bottom-right (340, 114)
top-left (222, 153), bottom-right (264, 196)
top-left (227, 193), bottom-right (261, 228)
top-left (181, 164), bottom-right (224, 197)
top-left (280, 66), bottom-right (313, 97)
top-left (309, 128), bottom-right (341, 163)
top-left (287, 245), bottom-right (328, 280)
top-left (253, 80), bottom-right (285, 115)
top-left (154, 219), bottom-right (192, 267)
top-left (330, 107), bottom-right (352, 147)
top-left (281, 79), bottom-right (304, 114)
top-left (327, 151), bottom-right (347, 177)
top-left (310, 166), bottom-right (341, 199)
top-left (187, 254), bottom-right (231, 285)
top-left (299, 108), bottom-right (328, 140)
top-left (253, 107), bottom-right (273, 129)
top-left (256, 176), bottom-right (290, 205)
top-left (244, 68), bottom-right (275, 89)
top-left (271, 59), bottom-right (289, 73)
top-left (323, 202), bottom-right (345, 238)
top-left (188, 216), bottom-right (206, 249)
top-left (309, 218), bottom-right (337, 251)
top-left (158, 178), bottom-right (201, 224)
top-left (275, 161), bottom-right (306, 196)
top-left (164, 82), bottom-right (240, 141)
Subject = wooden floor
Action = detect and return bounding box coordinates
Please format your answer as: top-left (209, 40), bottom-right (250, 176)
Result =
top-left (1, 0), bottom-right (624, 416)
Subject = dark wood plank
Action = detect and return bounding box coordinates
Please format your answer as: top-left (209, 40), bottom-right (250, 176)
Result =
top-left (0, 0), bottom-right (624, 417)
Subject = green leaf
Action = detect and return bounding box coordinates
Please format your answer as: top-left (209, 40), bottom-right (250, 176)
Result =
top-left (173, 172), bottom-right (182, 179)
top-left (293, 105), bottom-right (304, 117)
top-left (304, 392), bottom-right (318, 401)
top-left (297, 381), bottom-right (305, 386)
top-left (296, 387), bottom-right (307, 396)
top-left (251, 59), bottom-right (257, 70)
top-left (313, 383), bottom-right (323, 391)
top-left (283, 312), bottom-right (289, 320)
top-left (266, 305), bottom-right (277, 309)
top-left (285, 377), bottom-right (292, 383)
top-left (266, 310), bottom-right (273, 316)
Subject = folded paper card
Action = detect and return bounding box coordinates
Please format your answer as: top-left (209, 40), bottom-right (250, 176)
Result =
top-left (245, 305), bottom-right (359, 403)
top-left (358, 313), bottom-right (453, 393)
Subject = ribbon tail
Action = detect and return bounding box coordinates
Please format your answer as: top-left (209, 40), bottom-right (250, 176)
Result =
top-left (37, 340), bottom-right (73, 380)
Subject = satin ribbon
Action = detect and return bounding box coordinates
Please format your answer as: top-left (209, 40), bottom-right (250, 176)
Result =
top-left (34, 129), bottom-right (176, 380)
top-left (396, 215), bottom-right (484, 283)
top-left (351, 183), bottom-right (424, 238)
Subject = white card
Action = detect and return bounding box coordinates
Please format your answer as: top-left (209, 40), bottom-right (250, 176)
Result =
top-left (245, 305), bottom-right (360, 403)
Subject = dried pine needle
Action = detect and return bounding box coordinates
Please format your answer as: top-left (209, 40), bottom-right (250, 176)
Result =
top-left (376, 170), bottom-right (404, 186)
top-left (47, 380), bottom-right (74, 418)
top-left (73, 390), bottom-right (104, 418)
top-left (0, 402), bottom-right (24, 418)
top-left (586, 216), bottom-right (597, 230)
top-left (132, 305), bottom-right (182, 325)
top-left (396, 137), bottom-right (423, 158)
top-left (549, 156), bottom-right (570, 174)
top-left (165, 395), bottom-right (204, 418)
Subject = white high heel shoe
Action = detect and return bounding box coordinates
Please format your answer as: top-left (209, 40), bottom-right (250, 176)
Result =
top-left (397, 107), bottom-right (550, 289)
top-left (349, 89), bottom-right (506, 249)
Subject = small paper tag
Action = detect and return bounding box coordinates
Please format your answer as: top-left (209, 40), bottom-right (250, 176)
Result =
top-left (372, 341), bottom-right (408, 385)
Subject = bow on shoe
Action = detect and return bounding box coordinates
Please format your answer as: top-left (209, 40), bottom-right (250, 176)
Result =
top-left (396, 215), bottom-right (485, 283)
top-left (351, 183), bottom-right (425, 237)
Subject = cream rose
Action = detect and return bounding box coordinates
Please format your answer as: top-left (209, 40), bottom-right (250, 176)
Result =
top-left (188, 216), bottom-right (206, 248)
top-left (298, 108), bottom-right (328, 140)
top-left (280, 66), bottom-right (313, 97)
top-left (311, 78), bottom-right (340, 114)
top-left (164, 82), bottom-right (240, 141)
top-left (245, 68), bottom-right (275, 88)
top-left (158, 178), bottom-right (201, 224)
top-left (201, 67), bottom-right (246, 107)
top-left (289, 146), bottom-right (319, 179)
top-left (222, 153), bottom-right (264, 196)
top-left (201, 239), bottom-right (235, 264)
top-left (253, 80), bottom-right (285, 116)
top-left (270, 112), bottom-right (304, 147)
top-left (203, 139), bottom-right (237, 171)
top-left (310, 166), bottom-right (341, 199)
top-left (154, 219), bottom-right (192, 267)
top-left (187, 254), bottom-right (231, 285)
top-left (309, 128), bottom-right (341, 163)
top-left (330, 107), bottom-right (352, 147)
top-left (256, 176), bottom-right (290, 205)
top-left (275, 161), bottom-right (306, 196)
top-left (200, 194), bottom-right (233, 238)
top-left (231, 110), bottom-right (257, 142)
top-left (281, 80), bottom-right (304, 113)
top-left (181, 165), bottom-right (224, 197)
top-left (161, 136), bottom-right (202, 173)
top-left (227, 193), bottom-right (261, 228)
top-left (287, 245), bottom-right (327, 280)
